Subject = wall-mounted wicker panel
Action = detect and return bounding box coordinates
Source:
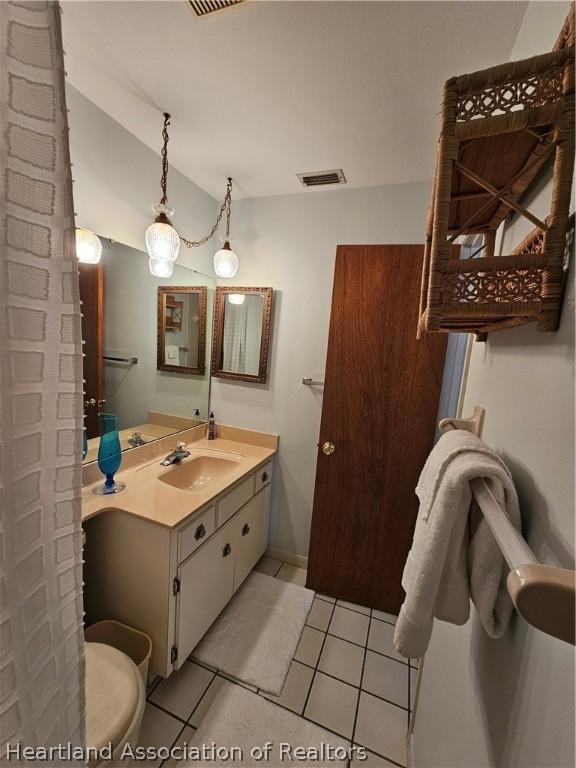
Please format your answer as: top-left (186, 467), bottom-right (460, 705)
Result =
top-left (418, 6), bottom-right (575, 340)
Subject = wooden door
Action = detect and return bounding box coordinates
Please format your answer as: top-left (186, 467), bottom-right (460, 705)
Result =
top-left (176, 522), bottom-right (235, 669)
top-left (306, 245), bottom-right (447, 613)
top-left (78, 262), bottom-right (104, 438)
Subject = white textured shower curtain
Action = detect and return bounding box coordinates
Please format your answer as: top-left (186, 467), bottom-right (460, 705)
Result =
top-left (0, 1), bottom-right (85, 761)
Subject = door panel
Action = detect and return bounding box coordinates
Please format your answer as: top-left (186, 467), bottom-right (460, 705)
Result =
top-left (175, 522), bottom-right (235, 668)
top-left (306, 245), bottom-right (447, 613)
top-left (78, 262), bottom-right (104, 437)
top-left (232, 485), bottom-right (270, 591)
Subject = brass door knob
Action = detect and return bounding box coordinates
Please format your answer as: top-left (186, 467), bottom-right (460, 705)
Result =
top-left (98, 399), bottom-right (107, 408)
top-left (322, 441), bottom-right (335, 456)
top-left (84, 398), bottom-right (97, 408)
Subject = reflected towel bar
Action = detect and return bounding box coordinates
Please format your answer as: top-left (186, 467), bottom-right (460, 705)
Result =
top-left (440, 407), bottom-right (575, 645)
top-left (302, 377), bottom-right (324, 386)
top-left (103, 355), bottom-right (138, 364)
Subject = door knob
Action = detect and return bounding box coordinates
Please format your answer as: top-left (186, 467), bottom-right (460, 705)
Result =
top-left (98, 399), bottom-right (106, 408)
top-left (84, 398), bottom-right (97, 408)
top-left (322, 441), bottom-right (335, 456)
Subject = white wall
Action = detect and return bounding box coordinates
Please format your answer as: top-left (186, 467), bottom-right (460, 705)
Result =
top-left (211, 182), bottom-right (432, 556)
top-left (66, 85), bottom-right (219, 276)
top-left (413, 4), bottom-right (575, 766)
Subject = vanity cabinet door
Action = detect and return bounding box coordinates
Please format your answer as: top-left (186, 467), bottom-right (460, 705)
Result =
top-left (233, 485), bottom-right (271, 591)
top-left (175, 521), bottom-right (235, 669)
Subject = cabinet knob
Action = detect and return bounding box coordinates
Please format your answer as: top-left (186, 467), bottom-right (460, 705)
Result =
top-left (195, 524), bottom-right (206, 541)
top-left (242, 523), bottom-right (250, 536)
top-left (262, 471), bottom-right (268, 483)
top-left (222, 543), bottom-right (232, 557)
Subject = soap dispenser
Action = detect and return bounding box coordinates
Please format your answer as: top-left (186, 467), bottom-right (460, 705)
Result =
top-left (207, 411), bottom-right (216, 440)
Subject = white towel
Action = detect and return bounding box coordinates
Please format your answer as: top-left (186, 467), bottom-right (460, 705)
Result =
top-left (394, 429), bottom-right (521, 659)
top-left (165, 344), bottom-right (179, 364)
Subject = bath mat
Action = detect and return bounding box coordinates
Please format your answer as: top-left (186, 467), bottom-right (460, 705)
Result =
top-left (189, 683), bottom-right (352, 766)
top-left (192, 571), bottom-right (314, 694)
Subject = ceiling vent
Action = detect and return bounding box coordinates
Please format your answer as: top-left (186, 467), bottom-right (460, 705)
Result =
top-left (188, 0), bottom-right (244, 17)
top-left (297, 169), bottom-right (347, 188)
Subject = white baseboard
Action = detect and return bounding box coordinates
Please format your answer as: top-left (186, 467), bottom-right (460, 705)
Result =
top-left (266, 547), bottom-right (308, 570)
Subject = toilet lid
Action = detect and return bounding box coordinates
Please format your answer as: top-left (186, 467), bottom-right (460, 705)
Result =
top-left (85, 642), bottom-right (141, 751)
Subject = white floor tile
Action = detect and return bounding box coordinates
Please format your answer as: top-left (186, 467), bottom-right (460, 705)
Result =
top-left (329, 606), bottom-right (370, 646)
top-left (368, 619), bottom-right (407, 664)
top-left (294, 626), bottom-right (325, 667)
top-left (149, 661), bottom-right (214, 720)
top-left (263, 661), bottom-right (314, 714)
top-left (137, 704), bottom-right (183, 766)
top-left (355, 692), bottom-right (407, 766)
top-left (304, 672), bottom-right (359, 739)
top-left (254, 555), bottom-right (283, 576)
top-left (351, 747), bottom-right (397, 766)
top-left (337, 599), bottom-right (370, 616)
top-left (362, 651), bottom-right (409, 709)
top-left (316, 593), bottom-right (336, 604)
top-left (161, 725), bottom-right (195, 767)
top-left (307, 597), bottom-right (334, 631)
top-left (276, 563), bottom-right (308, 587)
top-left (189, 676), bottom-right (235, 728)
top-left (371, 609), bottom-right (397, 625)
top-left (318, 635), bottom-right (364, 687)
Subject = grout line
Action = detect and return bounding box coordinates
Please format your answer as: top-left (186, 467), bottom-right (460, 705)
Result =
top-left (158, 720), bottom-right (198, 768)
top-left (183, 670), bottom-right (218, 726)
top-left (146, 699), bottom-right (189, 727)
top-left (303, 625), bottom-right (408, 667)
top-left (352, 743), bottom-right (407, 768)
top-left (300, 599), bottom-right (338, 717)
top-left (350, 612), bottom-right (370, 750)
top-left (335, 600), bottom-right (371, 618)
top-left (293, 660), bottom-right (410, 714)
top-left (273, 560), bottom-right (285, 577)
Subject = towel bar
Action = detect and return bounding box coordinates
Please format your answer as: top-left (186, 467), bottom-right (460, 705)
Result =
top-left (441, 407), bottom-right (575, 645)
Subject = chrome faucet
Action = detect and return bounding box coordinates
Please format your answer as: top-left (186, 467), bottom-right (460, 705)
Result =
top-left (128, 432), bottom-right (146, 448)
top-left (161, 442), bottom-right (190, 466)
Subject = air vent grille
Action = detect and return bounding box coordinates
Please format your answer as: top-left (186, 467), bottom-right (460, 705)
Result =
top-left (188, 0), bottom-right (244, 17)
top-left (297, 169), bottom-right (347, 188)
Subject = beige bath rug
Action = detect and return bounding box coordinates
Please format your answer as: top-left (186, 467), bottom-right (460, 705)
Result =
top-left (188, 682), bottom-right (355, 766)
top-left (192, 571), bottom-right (314, 694)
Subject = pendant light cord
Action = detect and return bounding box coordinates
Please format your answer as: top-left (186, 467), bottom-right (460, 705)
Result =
top-left (181, 177), bottom-right (233, 248)
top-left (160, 113), bottom-right (171, 206)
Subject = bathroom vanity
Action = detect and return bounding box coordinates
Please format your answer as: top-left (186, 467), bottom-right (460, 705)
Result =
top-left (82, 425), bottom-right (277, 678)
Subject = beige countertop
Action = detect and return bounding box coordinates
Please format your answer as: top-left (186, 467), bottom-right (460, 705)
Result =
top-left (81, 435), bottom-right (276, 529)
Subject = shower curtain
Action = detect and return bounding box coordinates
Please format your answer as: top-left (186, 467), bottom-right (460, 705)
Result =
top-left (0, 1), bottom-right (85, 761)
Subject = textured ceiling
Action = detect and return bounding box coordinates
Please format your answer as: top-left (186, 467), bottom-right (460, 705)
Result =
top-left (62, 1), bottom-right (528, 199)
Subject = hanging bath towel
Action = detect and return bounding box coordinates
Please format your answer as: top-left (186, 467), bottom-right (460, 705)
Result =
top-left (394, 429), bottom-right (521, 659)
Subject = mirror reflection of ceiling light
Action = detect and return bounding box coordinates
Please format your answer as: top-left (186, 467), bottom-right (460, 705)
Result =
top-left (228, 293), bottom-right (245, 305)
top-left (75, 228), bottom-right (102, 264)
top-left (146, 113), bottom-right (239, 279)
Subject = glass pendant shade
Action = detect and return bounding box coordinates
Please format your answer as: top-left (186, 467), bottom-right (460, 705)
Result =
top-left (228, 293), bottom-right (245, 305)
top-left (149, 257), bottom-right (174, 278)
top-left (145, 221), bottom-right (180, 263)
top-left (214, 241), bottom-right (239, 278)
top-left (75, 228), bottom-right (102, 264)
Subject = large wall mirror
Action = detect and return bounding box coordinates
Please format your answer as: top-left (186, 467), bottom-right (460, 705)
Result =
top-left (79, 238), bottom-right (215, 464)
top-left (212, 287), bottom-right (273, 384)
top-left (157, 286), bottom-right (207, 374)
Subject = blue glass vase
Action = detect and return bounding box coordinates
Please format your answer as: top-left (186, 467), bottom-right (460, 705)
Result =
top-left (94, 413), bottom-right (125, 495)
top-left (82, 428), bottom-right (88, 461)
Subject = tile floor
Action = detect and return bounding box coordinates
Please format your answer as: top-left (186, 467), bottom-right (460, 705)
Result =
top-left (140, 556), bottom-right (416, 767)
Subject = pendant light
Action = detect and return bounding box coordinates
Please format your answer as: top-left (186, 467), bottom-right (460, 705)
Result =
top-left (146, 114), bottom-right (180, 270)
top-left (75, 228), bottom-right (102, 264)
top-left (212, 177), bottom-right (239, 278)
top-left (147, 113), bottom-right (240, 278)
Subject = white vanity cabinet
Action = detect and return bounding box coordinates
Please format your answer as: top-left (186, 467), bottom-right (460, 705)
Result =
top-left (83, 460), bottom-right (273, 678)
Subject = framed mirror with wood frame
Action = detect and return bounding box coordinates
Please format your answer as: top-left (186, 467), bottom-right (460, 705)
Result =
top-left (157, 286), bottom-right (207, 374)
top-left (212, 287), bottom-right (273, 383)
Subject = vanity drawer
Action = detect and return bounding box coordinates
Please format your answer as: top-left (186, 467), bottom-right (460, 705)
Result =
top-left (179, 505), bottom-right (216, 562)
top-left (254, 461), bottom-right (273, 493)
top-left (217, 475), bottom-right (255, 526)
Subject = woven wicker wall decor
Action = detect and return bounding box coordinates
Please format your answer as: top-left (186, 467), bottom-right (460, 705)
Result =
top-left (418, 5), bottom-right (575, 341)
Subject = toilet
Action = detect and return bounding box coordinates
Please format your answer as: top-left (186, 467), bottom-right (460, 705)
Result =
top-left (85, 642), bottom-right (146, 766)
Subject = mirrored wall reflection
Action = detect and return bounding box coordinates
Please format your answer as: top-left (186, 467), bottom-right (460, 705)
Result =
top-left (157, 287), bottom-right (207, 374)
top-left (79, 238), bottom-right (215, 463)
top-left (212, 287), bottom-right (273, 384)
